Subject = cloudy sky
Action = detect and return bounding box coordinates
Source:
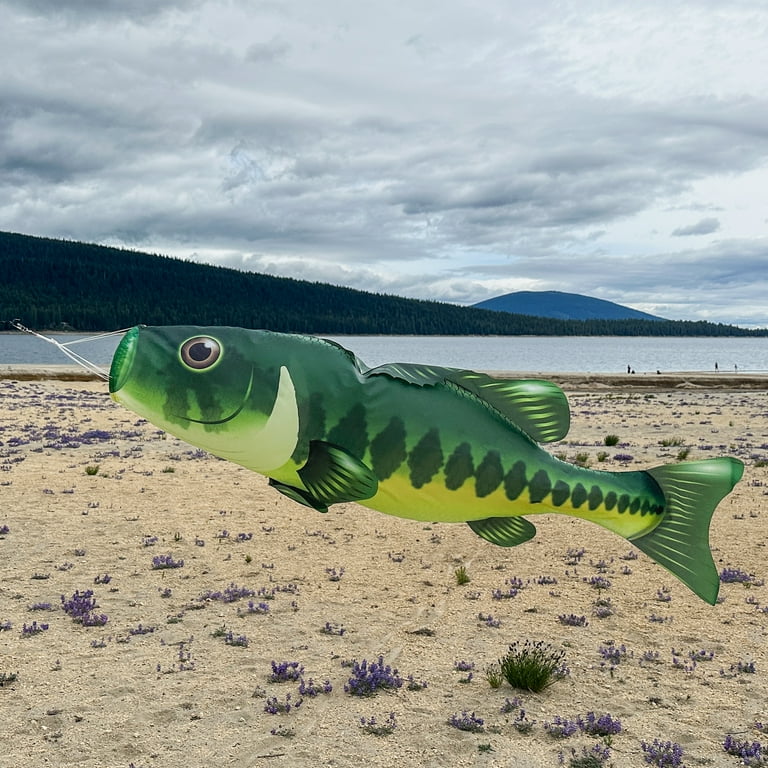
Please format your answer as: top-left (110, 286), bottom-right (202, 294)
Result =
top-left (3, 1), bottom-right (768, 325)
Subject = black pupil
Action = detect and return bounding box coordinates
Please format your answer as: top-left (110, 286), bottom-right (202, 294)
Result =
top-left (189, 342), bottom-right (212, 362)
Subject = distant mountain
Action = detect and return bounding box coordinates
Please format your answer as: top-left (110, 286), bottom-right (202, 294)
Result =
top-left (473, 291), bottom-right (666, 322)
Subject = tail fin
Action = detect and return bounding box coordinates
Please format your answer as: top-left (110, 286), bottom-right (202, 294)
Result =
top-left (632, 457), bottom-right (744, 604)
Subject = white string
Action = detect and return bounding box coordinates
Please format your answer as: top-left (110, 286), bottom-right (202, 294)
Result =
top-left (60, 327), bottom-right (134, 345)
top-left (9, 320), bottom-right (114, 380)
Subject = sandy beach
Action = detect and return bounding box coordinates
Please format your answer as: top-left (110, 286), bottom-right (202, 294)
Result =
top-left (1, 374), bottom-right (767, 767)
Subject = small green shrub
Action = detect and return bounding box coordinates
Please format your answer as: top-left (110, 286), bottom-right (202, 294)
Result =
top-left (498, 640), bottom-right (567, 692)
top-left (0, 671), bottom-right (18, 687)
top-left (454, 565), bottom-right (470, 585)
top-left (603, 435), bottom-right (619, 447)
top-left (84, 465), bottom-right (99, 476)
top-left (574, 453), bottom-right (590, 467)
top-left (485, 663), bottom-right (504, 689)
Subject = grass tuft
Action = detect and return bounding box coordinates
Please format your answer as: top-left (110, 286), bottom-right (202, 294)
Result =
top-left (498, 640), bottom-right (567, 692)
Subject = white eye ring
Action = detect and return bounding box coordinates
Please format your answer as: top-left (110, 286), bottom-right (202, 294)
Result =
top-left (180, 336), bottom-right (222, 370)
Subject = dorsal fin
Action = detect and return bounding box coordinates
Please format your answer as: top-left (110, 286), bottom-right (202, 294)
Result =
top-left (364, 361), bottom-right (455, 386)
top-left (449, 372), bottom-right (570, 443)
top-left (365, 363), bottom-right (569, 443)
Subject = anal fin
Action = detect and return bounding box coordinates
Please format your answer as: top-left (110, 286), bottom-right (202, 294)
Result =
top-left (467, 516), bottom-right (537, 547)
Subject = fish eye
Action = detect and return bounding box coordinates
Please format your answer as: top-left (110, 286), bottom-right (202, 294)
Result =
top-left (180, 336), bottom-right (222, 370)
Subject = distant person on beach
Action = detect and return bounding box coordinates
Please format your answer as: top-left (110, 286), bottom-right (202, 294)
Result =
top-left (627, 364), bottom-right (631, 374)
top-left (715, 362), bottom-right (719, 372)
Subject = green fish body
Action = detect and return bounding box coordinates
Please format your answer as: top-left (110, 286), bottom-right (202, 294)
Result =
top-left (109, 325), bottom-right (743, 603)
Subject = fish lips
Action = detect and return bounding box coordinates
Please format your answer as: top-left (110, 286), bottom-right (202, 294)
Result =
top-left (178, 368), bottom-right (255, 425)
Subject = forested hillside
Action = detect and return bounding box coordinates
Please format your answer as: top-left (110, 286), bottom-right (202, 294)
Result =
top-left (2, 231), bottom-right (765, 336)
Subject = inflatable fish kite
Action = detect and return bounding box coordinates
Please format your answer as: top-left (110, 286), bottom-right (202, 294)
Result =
top-left (109, 326), bottom-right (743, 604)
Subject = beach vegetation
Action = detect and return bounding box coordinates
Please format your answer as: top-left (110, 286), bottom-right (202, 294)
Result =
top-left (574, 452), bottom-right (590, 467)
top-left (500, 697), bottom-right (522, 713)
top-left (344, 656), bottom-right (403, 696)
top-left (151, 553), bottom-right (184, 570)
top-left (264, 693), bottom-right (302, 714)
top-left (268, 660), bottom-right (304, 683)
top-left (448, 711), bottom-right (484, 733)
top-left (454, 565), bottom-right (470, 585)
top-left (360, 712), bottom-right (397, 735)
top-left (561, 744), bottom-right (613, 767)
top-left (722, 734), bottom-right (765, 764)
top-left (21, 621), bottom-right (49, 637)
top-left (498, 640), bottom-right (567, 692)
top-left (485, 663), bottom-right (504, 689)
top-left (640, 739), bottom-right (684, 767)
top-left (61, 589), bottom-right (108, 626)
top-left (512, 709), bottom-right (536, 733)
top-left (558, 613), bottom-right (588, 627)
top-left (0, 671), bottom-right (18, 686)
top-left (720, 567), bottom-right (755, 584)
top-left (299, 678), bottom-right (333, 697)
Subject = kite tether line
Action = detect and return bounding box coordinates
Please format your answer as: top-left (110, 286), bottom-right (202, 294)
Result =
top-left (7, 320), bottom-right (130, 381)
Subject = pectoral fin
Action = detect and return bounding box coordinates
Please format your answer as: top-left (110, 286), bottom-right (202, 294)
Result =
top-left (296, 440), bottom-right (378, 509)
top-left (467, 516), bottom-right (537, 547)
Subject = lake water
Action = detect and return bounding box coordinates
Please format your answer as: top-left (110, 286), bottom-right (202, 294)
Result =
top-left (1, 331), bottom-right (767, 374)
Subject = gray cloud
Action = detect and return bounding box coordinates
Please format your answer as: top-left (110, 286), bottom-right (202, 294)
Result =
top-left (3, 0), bottom-right (202, 22)
top-left (672, 217), bottom-right (721, 236)
top-left (1, 0), bottom-right (768, 326)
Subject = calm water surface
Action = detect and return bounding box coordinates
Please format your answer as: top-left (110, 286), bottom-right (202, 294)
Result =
top-left (2, 332), bottom-right (767, 373)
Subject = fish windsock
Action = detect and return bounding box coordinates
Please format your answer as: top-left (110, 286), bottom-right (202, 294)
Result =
top-left (109, 325), bottom-right (744, 604)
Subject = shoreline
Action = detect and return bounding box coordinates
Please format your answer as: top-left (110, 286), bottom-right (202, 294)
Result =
top-left (2, 378), bottom-right (767, 766)
top-left (2, 364), bottom-right (767, 390)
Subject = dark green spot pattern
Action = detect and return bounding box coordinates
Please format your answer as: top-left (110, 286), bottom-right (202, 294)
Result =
top-left (551, 480), bottom-right (570, 506)
top-left (328, 403), bottom-right (368, 458)
top-left (571, 484), bottom-right (588, 509)
top-left (370, 417), bottom-right (407, 481)
top-left (474, 451), bottom-right (504, 497)
top-left (444, 443), bottom-right (474, 490)
top-left (504, 461), bottom-right (527, 500)
top-left (528, 469), bottom-right (552, 503)
top-left (587, 486), bottom-right (603, 510)
top-left (408, 428), bottom-right (444, 489)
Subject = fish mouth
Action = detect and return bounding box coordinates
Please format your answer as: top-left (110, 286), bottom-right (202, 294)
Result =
top-left (178, 367), bottom-right (255, 425)
top-left (109, 326), bottom-right (139, 394)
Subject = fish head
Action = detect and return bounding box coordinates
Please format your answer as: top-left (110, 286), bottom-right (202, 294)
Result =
top-left (109, 325), bottom-right (299, 469)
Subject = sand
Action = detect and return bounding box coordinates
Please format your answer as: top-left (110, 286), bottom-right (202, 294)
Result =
top-left (1, 375), bottom-right (767, 767)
